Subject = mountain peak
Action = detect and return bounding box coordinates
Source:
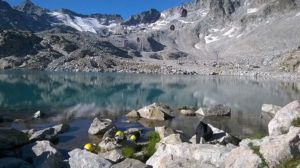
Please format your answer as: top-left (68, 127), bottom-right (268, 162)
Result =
top-left (0, 0), bottom-right (12, 10)
top-left (16, 0), bottom-right (48, 15)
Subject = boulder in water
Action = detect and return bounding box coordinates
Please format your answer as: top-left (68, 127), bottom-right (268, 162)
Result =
top-left (196, 104), bottom-right (231, 116)
top-left (88, 118), bottom-right (113, 135)
top-left (137, 103), bottom-right (173, 121)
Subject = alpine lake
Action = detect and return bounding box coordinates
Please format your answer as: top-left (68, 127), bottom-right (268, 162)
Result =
top-left (1, 70), bottom-right (300, 155)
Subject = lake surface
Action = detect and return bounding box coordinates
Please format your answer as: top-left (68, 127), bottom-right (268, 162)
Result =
top-left (1, 70), bottom-right (300, 151)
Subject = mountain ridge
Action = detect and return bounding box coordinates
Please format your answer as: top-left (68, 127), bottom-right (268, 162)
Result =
top-left (1, 0), bottom-right (300, 79)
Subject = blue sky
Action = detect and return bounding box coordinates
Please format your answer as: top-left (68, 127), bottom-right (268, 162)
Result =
top-left (6, 0), bottom-right (192, 19)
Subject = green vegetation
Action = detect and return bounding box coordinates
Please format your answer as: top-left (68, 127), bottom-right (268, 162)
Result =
top-left (248, 132), bottom-right (267, 139)
top-left (292, 118), bottom-right (300, 127)
top-left (248, 143), bottom-right (268, 168)
top-left (279, 156), bottom-right (300, 168)
top-left (142, 131), bottom-right (160, 159)
top-left (122, 147), bottom-right (135, 158)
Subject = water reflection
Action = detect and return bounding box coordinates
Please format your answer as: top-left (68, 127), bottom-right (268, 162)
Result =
top-left (1, 70), bottom-right (300, 138)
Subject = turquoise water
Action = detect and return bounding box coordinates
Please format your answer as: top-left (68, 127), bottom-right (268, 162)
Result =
top-left (1, 70), bottom-right (300, 150)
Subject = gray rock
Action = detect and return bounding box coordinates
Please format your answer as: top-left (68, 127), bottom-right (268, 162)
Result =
top-left (225, 146), bottom-right (262, 168)
top-left (21, 140), bottom-right (64, 168)
top-left (88, 118), bottom-right (113, 135)
top-left (190, 124), bottom-right (240, 145)
top-left (179, 109), bottom-right (196, 116)
top-left (125, 110), bottom-right (140, 118)
top-left (68, 148), bottom-right (111, 168)
top-left (146, 143), bottom-right (235, 168)
top-left (123, 9), bottom-right (160, 26)
top-left (111, 158), bottom-right (149, 168)
top-left (261, 104), bottom-right (281, 115)
top-left (124, 128), bottom-right (142, 135)
top-left (137, 103), bottom-right (173, 121)
top-left (98, 150), bottom-right (124, 163)
top-left (0, 157), bottom-right (33, 168)
top-left (268, 100), bottom-right (300, 136)
top-left (155, 155), bottom-right (216, 168)
top-left (102, 127), bottom-right (117, 139)
top-left (98, 137), bottom-right (121, 152)
top-left (52, 123), bottom-right (70, 134)
top-left (260, 126), bottom-right (300, 167)
top-left (158, 134), bottom-right (187, 145)
top-left (195, 104), bottom-right (231, 116)
top-left (33, 110), bottom-right (42, 119)
top-left (155, 126), bottom-right (175, 140)
top-left (0, 128), bottom-right (29, 150)
top-left (29, 128), bottom-right (58, 142)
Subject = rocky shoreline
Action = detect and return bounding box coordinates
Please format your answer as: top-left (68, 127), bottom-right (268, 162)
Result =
top-left (1, 101), bottom-right (300, 167)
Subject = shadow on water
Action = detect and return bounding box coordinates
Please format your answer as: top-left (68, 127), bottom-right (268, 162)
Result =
top-left (1, 70), bottom-right (300, 147)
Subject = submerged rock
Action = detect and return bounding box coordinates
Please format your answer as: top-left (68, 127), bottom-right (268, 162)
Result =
top-left (268, 100), bottom-right (300, 136)
top-left (52, 123), bottom-right (70, 134)
top-left (0, 157), bottom-right (33, 168)
top-left (195, 104), bottom-right (231, 116)
top-left (0, 128), bottom-right (29, 150)
top-left (261, 104), bottom-right (281, 115)
top-left (68, 149), bottom-right (111, 168)
top-left (146, 143), bottom-right (235, 168)
top-left (21, 140), bottom-right (64, 168)
top-left (179, 106), bottom-right (196, 116)
top-left (30, 128), bottom-right (58, 142)
top-left (155, 126), bottom-right (176, 140)
top-left (111, 158), bottom-right (149, 168)
top-left (137, 103), bottom-right (173, 121)
top-left (88, 118), bottom-right (113, 135)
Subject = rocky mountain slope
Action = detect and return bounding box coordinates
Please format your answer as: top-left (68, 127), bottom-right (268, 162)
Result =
top-left (1, 0), bottom-right (300, 77)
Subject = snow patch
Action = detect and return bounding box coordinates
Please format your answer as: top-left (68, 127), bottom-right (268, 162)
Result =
top-left (223, 26), bottom-right (239, 38)
top-left (49, 11), bottom-right (117, 33)
top-left (236, 33), bottom-right (244, 38)
top-left (194, 43), bottom-right (201, 49)
top-left (199, 9), bottom-right (209, 17)
top-left (205, 34), bottom-right (219, 44)
top-left (247, 8), bottom-right (258, 14)
top-left (296, 12), bottom-right (300, 17)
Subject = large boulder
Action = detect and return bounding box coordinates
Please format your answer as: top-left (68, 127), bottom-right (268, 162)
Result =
top-left (29, 128), bottom-right (58, 142)
top-left (88, 118), bottom-right (113, 135)
top-left (0, 128), bottom-right (29, 150)
top-left (268, 100), bottom-right (300, 136)
top-left (159, 134), bottom-right (189, 145)
top-left (137, 103), bottom-right (173, 121)
top-left (225, 146), bottom-right (262, 168)
top-left (189, 124), bottom-right (240, 145)
top-left (68, 149), bottom-right (111, 168)
top-left (98, 150), bottom-right (124, 163)
top-left (195, 104), bottom-right (231, 116)
top-left (0, 157), bottom-right (33, 168)
top-left (111, 158), bottom-right (149, 168)
top-left (21, 140), bottom-right (64, 168)
top-left (146, 143), bottom-right (235, 168)
top-left (155, 155), bottom-right (217, 168)
top-left (236, 127), bottom-right (300, 167)
top-left (260, 126), bottom-right (300, 167)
